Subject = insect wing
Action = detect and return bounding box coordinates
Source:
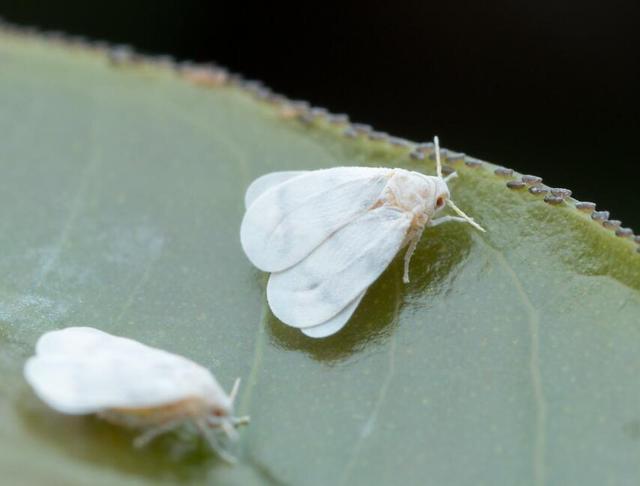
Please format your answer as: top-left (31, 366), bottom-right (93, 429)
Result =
top-left (244, 170), bottom-right (308, 209)
top-left (300, 290), bottom-right (366, 338)
top-left (267, 206), bottom-right (411, 328)
top-left (25, 328), bottom-right (226, 414)
top-left (35, 326), bottom-right (142, 357)
top-left (240, 167), bottom-right (392, 273)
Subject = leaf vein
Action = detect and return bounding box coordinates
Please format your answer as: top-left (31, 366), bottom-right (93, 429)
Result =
top-left (483, 240), bottom-right (547, 486)
top-left (340, 276), bottom-right (401, 484)
top-left (32, 129), bottom-right (101, 290)
top-left (112, 247), bottom-right (163, 328)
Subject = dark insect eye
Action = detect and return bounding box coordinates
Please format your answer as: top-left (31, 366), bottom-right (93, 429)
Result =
top-left (436, 197), bottom-right (444, 208)
top-left (212, 408), bottom-right (225, 417)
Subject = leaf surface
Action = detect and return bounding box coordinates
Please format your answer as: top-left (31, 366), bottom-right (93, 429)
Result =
top-left (1, 31), bottom-right (639, 486)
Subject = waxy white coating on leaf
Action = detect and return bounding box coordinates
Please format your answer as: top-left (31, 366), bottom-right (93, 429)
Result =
top-left (240, 138), bottom-right (485, 338)
top-left (24, 327), bottom-right (248, 460)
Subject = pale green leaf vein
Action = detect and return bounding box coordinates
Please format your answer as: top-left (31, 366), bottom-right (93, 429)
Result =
top-left (31, 121), bottom-right (101, 290)
top-left (111, 247), bottom-right (164, 329)
top-left (340, 277), bottom-right (402, 485)
top-left (238, 299), bottom-right (269, 419)
top-left (481, 239), bottom-right (547, 486)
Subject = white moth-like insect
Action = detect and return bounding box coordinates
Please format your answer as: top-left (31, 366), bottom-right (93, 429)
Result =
top-left (24, 327), bottom-right (249, 462)
top-left (241, 137), bottom-right (485, 338)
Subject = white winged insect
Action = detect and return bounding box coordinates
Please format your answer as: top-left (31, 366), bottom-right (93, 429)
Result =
top-left (240, 136), bottom-right (485, 339)
top-left (24, 327), bottom-right (249, 462)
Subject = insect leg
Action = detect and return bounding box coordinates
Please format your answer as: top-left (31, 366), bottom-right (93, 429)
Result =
top-left (206, 415), bottom-right (249, 436)
top-left (222, 419), bottom-right (239, 440)
top-left (403, 238), bottom-right (418, 283)
top-left (194, 419), bottom-right (237, 463)
top-left (233, 415), bottom-right (251, 427)
top-left (403, 226), bottom-right (425, 284)
top-left (133, 419), bottom-right (185, 448)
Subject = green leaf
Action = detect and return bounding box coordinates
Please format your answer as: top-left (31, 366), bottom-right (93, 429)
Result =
top-left (1, 29), bottom-right (639, 486)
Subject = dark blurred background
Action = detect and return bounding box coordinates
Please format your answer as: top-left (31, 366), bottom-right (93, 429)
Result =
top-left (2, 0), bottom-right (639, 227)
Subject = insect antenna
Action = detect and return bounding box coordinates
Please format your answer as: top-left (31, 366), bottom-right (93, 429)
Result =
top-left (229, 377), bottom-right (241, 403)
top-left (447, 199), bottom-right (486, 232)
top-left (227, 377), bottom-right (251, 428)
top-left (435, 135), bottom-right (485, 232)
top-left (444, 171), bottom-right (458, 183)
top-left (434, 135), bottom-right (443, 179)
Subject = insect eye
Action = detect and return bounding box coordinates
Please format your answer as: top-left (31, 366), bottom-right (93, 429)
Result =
top-left (436, 197), bottom-right (445, 208)
top-left (212, 408), bottom-right (225, 417)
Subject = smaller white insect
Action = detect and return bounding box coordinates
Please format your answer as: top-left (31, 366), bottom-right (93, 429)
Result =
top-left (241, 137), bottom-right (485, 338)
top-left (24, 327), bottom-right (249, 462)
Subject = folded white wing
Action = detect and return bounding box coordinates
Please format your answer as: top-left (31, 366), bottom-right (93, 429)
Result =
top-left (300, 291), bottom-right (366, 338)
top-left (241, 167), bottom-right (392, 272)
top-left (244, 171), bottom-right (308, 209)
top-left (267, 206), bottom-right (411, 328)
top-left (35, 326), bottom-right (139, 357)
top-left (25, 327), bottom-right (227, 414)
